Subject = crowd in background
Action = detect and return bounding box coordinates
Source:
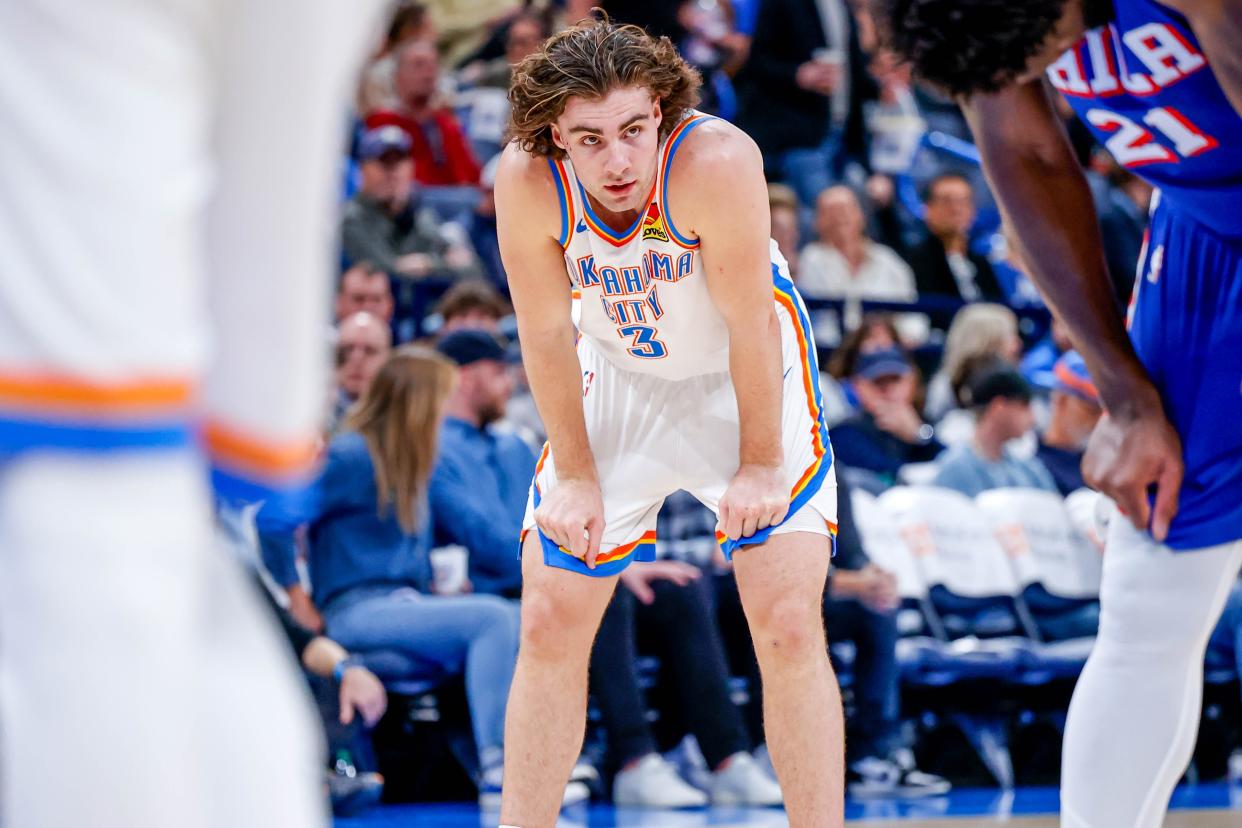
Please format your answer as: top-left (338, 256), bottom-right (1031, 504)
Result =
top-left (218, 0), bottom-right (1242, 815)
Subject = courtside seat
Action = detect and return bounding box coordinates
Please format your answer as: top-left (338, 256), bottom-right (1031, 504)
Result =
top-left (976, 488), bottom-right (1101, 681)
top-left (878, 486), bottom-right (1034, 672)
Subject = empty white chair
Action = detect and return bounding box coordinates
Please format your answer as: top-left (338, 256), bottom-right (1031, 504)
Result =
top-left (975, 488), bottom-right (1102, 601)
top-left (851, 487), bottom-right (926, 602)
top-left (878, 486), bottom-right (1023, 602)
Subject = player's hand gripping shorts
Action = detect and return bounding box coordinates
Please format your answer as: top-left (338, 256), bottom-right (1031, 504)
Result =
top-left (522, 282), bottom-right (837, 577)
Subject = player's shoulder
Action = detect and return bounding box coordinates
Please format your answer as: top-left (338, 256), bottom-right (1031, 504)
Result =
top-left (664, 117), bottom-right (763, 216)
top-left (669, 117), bottom-right (762, 178)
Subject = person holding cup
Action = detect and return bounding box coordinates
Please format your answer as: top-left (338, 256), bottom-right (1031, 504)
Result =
top-left (257, 347), bottom-right (582, 807)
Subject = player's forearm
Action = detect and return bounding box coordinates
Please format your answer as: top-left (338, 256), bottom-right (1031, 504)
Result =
top-left (520, 325), bottom-right (598, 481)
top-left (729, 308), bottom-right (784, 468)
top-left (965, 97), bottom-right (1160, 417)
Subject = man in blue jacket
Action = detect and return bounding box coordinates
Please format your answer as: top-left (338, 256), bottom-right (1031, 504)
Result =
top-left (431, 330), bottom-right (535, 598)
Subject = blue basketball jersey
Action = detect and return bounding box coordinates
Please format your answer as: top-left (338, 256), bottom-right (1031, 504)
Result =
top-left (1047, 0), bottom-right (1242, 238)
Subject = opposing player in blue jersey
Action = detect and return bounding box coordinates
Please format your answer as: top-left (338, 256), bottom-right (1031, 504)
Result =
top-left (880, 0), bottom-right (1242, 825)
top-left (497, 18), bottom-right (843, 828)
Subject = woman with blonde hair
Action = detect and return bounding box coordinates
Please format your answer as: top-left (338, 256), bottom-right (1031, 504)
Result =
top-left (924, 303), bottom-right (1023, 423)
top-left (257, 346), bottom-right (527, 806)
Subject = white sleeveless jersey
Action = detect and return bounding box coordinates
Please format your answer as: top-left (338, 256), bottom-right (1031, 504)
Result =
top-left (549, 113), bottom-right (790, 381)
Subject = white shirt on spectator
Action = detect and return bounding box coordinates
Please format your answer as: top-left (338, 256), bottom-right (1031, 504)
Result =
top-left (798, 240), bottom-right (916, 302)
top-left (798, 241), bottom-right (920, 337)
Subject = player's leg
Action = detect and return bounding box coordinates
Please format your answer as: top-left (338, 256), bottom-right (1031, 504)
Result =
top-left (733, 530), bottom-right (844, 827)
top-left (499, 530), bottom-right (620, 827)
top-left (1060, 516), bottom-right (1242, 828)
top-left (194, 2), bottom-right (386, 824)
top-left (0, 453), bottom-right (216, 828)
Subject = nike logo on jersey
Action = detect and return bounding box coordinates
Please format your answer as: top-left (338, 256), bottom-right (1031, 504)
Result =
top-left (576, 219), bottom-right (588, 234)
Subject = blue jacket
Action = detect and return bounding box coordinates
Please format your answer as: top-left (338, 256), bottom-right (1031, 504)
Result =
top-left (429, 417), bottom-right (536, 597)
top-left (257, 431), bottom-right (433, 611)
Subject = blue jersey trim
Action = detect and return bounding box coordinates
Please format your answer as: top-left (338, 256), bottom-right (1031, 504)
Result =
top-left (719, 263), bottom-right (835, 559)
top-left (0, 415), bottom-right (194, 454)
top-left (547, 159), bottom-right (571, 248)
top-left (661, 115), bottom-right (716, 247)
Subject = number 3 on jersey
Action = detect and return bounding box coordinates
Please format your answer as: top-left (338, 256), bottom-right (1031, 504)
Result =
top-left (618, 324), bottom-right (667, 359)
top-left (1086, 106), bottom-right (1217, 167)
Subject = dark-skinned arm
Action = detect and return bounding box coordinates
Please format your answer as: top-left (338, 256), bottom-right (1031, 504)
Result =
top-left (962, 80), bottom-right (1182, 540)
top-left (1162, 0), bottom-right (1242, 116)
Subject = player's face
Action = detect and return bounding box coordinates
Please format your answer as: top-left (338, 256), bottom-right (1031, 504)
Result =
top-left (552, 86), bottom-right (663, 214)
top-left (1015, 0), bottom-right (1089, 83)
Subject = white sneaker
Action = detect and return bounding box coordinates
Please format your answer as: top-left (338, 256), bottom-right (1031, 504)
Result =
top-left (710, 751), bottom-right (784, 807)
top-left (561, 779), bottom-right (591, 807)
top-left (612, 753), bottom-right (709, 808)
top-left (476, 764), bottom-right (592, 809)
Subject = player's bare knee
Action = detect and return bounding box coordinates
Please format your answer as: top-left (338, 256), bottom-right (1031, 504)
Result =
top-left (748, 595), bottom-right (825, 664)
top-left (518, 590), bottom-right (592, 661)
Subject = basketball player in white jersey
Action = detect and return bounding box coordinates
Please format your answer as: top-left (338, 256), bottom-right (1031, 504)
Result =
top-left (0, 2), bottom-right (381, 825)
top-left (495, 18), bottom-right (844, 827)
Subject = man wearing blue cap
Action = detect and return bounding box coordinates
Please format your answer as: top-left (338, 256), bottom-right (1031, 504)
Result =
top-left (829, 347), bottom-right (945, 490)
top-left (430, 330), bottom-right (533, 597)
top-left (1037, 352), bottom-right (1104, 496)
top-left (341, 125), bottom-right (480, 281)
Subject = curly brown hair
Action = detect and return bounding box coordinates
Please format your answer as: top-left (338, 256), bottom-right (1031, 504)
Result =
top-left (507, 17), bottom-right (702, 159)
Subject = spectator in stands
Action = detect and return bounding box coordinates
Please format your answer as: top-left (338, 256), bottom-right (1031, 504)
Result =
top-left (1020, 315), bottom-right (1074, 392)
top-left (1037, 352), bottom-right (1102, 496)
top-left (358, 2), bottom-right (434, 114)
top-left (798, 186), bottom-right (917, 330)
top-left (591, 556), bottom-right (784, 808)
top-left (367, 40), bottom-right (482, 186)
top-left (215, 505), bottom-right (388, 816)
top-left (341, 126), bottom-right (481, 280)
top-left (734, 0), bottom-right (876, 206)
top-left (822, 313), bottom-right (903, 425)
top-left (257, 348), bottom-right (549, 807)
top-left (924, 303), bottom-right (1022, 423)
top-left (433, 279), bottom-right (511, 335)
top-left (470, 155), bottom-right (507, 288)
top-left (904, 174), bottom-right (1005, 303)
top-left (830, 347), bottom-right (944, 491)
top-left (460, 10), bottom-right (550, 91)
top-left (332, 312), bottom-right (392, 432)
top-left (932, 366), bottom-right (1058, 497)
top-left (768, 183), bottom-right (803, 278)
top-left (425, 0), bottom-right (523, 68)
top-left (428, 330), bottom-right (529, 598)
top-left (335, 261), bottom-right (395, 324)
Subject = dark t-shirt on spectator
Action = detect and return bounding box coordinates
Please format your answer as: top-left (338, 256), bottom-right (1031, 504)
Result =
top-left (829, 412), bottom-right (944, 480)
top-left (904, 234), bottom-right (1006, 303)
top-left (1036, 441), bottom-right (1086, 496)
top-left (365, 109), bottom-right (481, 186)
